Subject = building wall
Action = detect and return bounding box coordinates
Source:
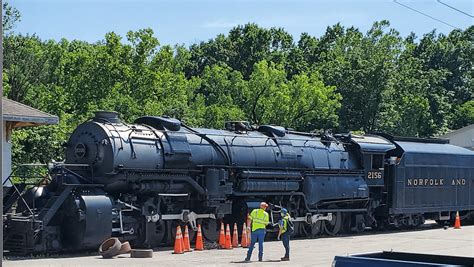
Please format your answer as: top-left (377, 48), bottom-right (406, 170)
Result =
top-left (3, 121), bottom-right (12, 186)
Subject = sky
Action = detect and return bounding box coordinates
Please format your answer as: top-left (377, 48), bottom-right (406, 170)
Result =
top-left (9, 0), bottom-right (474, 46)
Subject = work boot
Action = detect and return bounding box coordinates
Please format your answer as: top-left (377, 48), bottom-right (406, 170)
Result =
top-left (258, 258), bottom-right (263, 262)
top-left (281, 257), bottom-right (290, 261)
top-left (244, 258), bottom-right (250, 262)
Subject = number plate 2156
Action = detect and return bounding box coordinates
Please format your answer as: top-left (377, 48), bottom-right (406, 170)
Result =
top-left (367, 171), bottom-right (382, 179)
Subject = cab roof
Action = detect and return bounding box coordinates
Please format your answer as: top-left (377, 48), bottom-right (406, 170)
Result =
top-left (350, 135), bottom-right (396, 153)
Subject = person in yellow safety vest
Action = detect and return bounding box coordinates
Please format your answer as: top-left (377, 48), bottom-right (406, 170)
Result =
top-left (278, 208), bottom-right (292, 261)
top-left (245, 202), bottom-right (270, 262)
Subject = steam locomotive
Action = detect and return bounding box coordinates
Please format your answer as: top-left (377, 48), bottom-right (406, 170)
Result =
top-left (3, 111), bottom-right (474, 254)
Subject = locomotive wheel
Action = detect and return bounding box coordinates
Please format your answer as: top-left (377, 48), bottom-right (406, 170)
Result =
top-left (265, 230), bottom-right (278, 241)
top-left (299, 222), bottom-right (313, 238)
top-left (290, 222), bottom-right (301, 238)
top-left (141, 220), bottom-right (168, 248)
top-left (310, 221), bottom-right (322, 238)
top-left (355, 219), bottom-right (366, 233)
top-left (296, 221), bottom-right (323, 238)
top-left (323, 211), bottom-right (342, 236)
top-left (413, 215), bottom-right (425, 227)
top-left (154, 220), bottom-right (167, 245)
top-left (340, 213), bottom-right (352, 234)
top-left (201, 219), bottom-right (219, 242)
top-left (376, 219), bottom-right (393, 231)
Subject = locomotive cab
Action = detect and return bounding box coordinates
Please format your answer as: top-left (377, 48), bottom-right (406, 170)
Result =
top-left (350, 135), bottom-right (395, 187)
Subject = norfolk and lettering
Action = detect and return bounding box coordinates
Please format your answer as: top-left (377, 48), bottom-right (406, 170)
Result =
top-left (406, 178), bottom-right (466, 186)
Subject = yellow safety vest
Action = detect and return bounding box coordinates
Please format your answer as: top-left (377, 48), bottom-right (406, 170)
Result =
top-left (250, 208), bottom-right (269, 231)
top-left (279, 214), bottom-right (290, 234)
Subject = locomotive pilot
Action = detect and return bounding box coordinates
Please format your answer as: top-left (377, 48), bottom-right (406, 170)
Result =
top-left (245, 202), bottom-right (270, 262)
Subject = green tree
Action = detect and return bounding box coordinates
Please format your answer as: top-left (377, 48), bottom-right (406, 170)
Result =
top-left (452, 100), bottom-right (474, 129)
top-left (3, 1), bottom-right (21, 32)
top-left (186, 23), bottom-right (293, 78)
top-left (286, 72), bottom-right (341, 131)
top-left (244, 60), bottom-right (340, 131)
top-left (377, 35), bottom-right (448, 136)
top-left (318, 21), bottom-right (402, 133)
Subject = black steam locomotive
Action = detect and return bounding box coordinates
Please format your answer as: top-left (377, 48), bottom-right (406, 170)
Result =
top-left (3, 111), bottom-right (474, 254)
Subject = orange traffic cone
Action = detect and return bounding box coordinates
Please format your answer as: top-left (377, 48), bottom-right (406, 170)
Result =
top-left (241, 223), bottom-right (249, 248)
top-left (454, 211), bottom-right (461, 229)
top-left (232, 223), bottom-right (239, 248)
top-left (218, 222), bottom-right (226, 249)
top-left (195, 224), bottom-right (204, 251)
top-left (246, 213), bottom-right (251, 232)
top-left (246, 213), bottom-right (251, 245)
top-left (173, 226), bottom-right (184, 254)
top-left (183, 225), bottom-right (192, 252)
top-left (224, 224), bottom-right (233, 249)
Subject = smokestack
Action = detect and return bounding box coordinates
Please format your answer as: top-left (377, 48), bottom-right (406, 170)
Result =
top-left (93, 111), bottom-right (121, 123)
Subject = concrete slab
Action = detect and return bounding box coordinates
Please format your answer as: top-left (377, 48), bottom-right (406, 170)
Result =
top-left (4, 224), bottom-right (474, 267)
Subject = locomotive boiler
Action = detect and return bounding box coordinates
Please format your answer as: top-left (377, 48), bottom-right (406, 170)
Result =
top-left (3, 111), bottom-right (474, 254)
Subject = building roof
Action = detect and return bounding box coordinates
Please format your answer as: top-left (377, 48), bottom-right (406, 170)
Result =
top-left (2, 97), bottom-right (59, 128)
top-left (440, 124), bottom-right (474, 139)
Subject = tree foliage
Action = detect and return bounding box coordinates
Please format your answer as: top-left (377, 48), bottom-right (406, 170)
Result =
top-left (2, 4), bottom-right (473, 164)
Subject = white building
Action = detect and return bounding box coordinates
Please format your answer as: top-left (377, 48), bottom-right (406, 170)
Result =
top-left (2, 97), bottom-right (59, 185)
top-left (439, 124), bottom-right (474, 150)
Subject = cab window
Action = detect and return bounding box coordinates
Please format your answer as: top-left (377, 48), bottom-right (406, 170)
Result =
top-left (372, 154), bottom-right (384, 169)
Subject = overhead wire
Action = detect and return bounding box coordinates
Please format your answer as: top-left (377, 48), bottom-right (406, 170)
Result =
top-left (437, 0), bottom-right (473, 18)
top-left (393, 0), bottom-right (460, 29)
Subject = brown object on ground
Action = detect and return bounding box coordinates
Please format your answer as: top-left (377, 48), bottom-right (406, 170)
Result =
top-left (99, 238), bottom-right (122, 259)
top-left (131, 249), bottom-right (154, 258)
top-left (118, 241), bottom-right (132, 254)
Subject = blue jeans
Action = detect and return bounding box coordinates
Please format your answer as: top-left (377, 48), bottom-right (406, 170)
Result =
top-left (246, 229), bottom-right (265, 261)
top-left (281, 232), bottom-right (290, 258)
